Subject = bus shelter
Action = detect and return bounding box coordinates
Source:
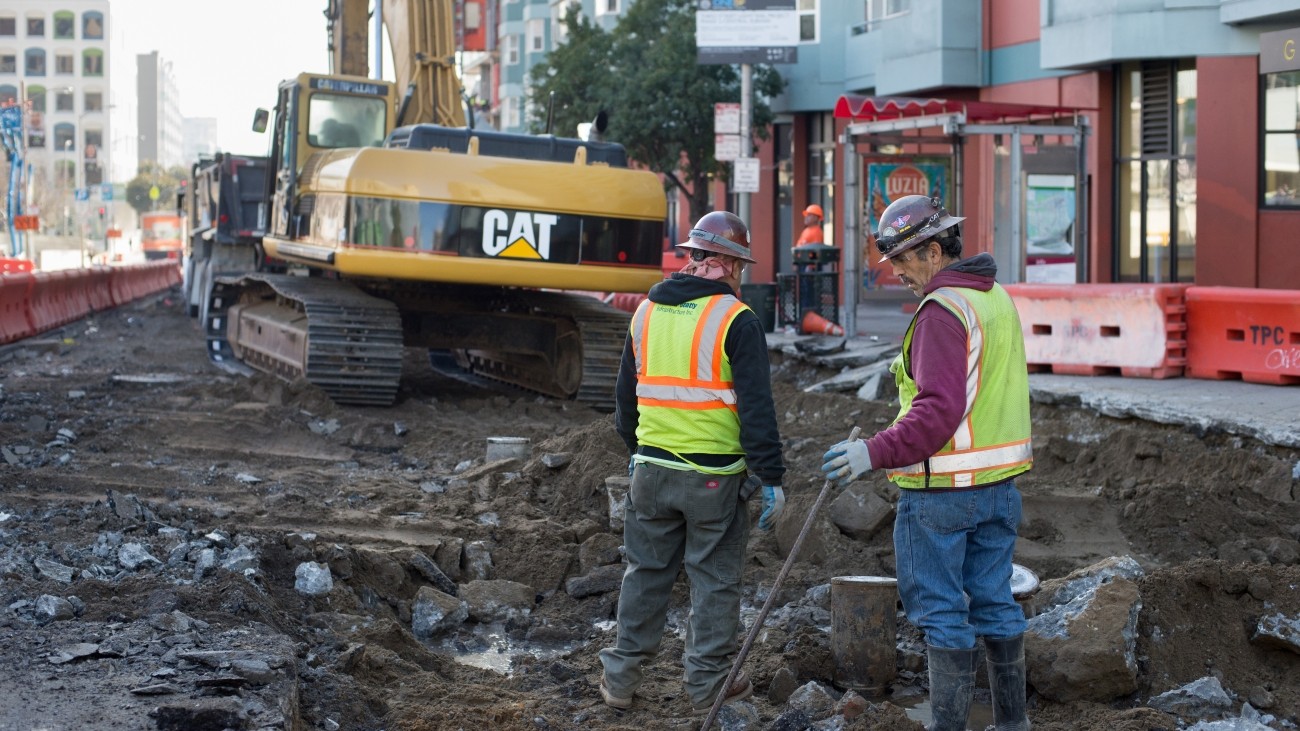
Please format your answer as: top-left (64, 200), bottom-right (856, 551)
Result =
top-left (834, 95), bottom-right (1090, 336)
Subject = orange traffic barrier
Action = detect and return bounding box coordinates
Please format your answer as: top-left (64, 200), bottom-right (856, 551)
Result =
top-left (1185, 286), bottom-right (1300, 385)
top-left (87, 266), bottom-right (116, 311)
top-left (802, 310), bottom-right (844, 336)
top-left (0, 257), bottom-right (34, 274)
top-left (1005, 283), bottom-right (1189, 379)
top-left (0, 272), bottom-right (35, 344)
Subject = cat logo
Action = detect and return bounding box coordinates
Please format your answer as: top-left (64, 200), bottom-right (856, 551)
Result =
top-left (481, 210), bottom-right (559, 260)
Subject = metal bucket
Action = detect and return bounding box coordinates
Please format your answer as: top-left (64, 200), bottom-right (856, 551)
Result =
top-left (830, 576), bottom-right (898, 696)
top-left (485, 436), bottom-right (531, 462)
top-left (1010, 563), bottom-right (1040, 618)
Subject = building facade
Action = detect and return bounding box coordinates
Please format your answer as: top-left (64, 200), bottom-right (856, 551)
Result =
top-left (0, 0), bottom-right (110, 234)
top-left (135, 50), bottom-right (183, 172)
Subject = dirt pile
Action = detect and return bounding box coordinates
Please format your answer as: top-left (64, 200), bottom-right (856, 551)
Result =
top-left (0, 290), bottom-right (1298, 730)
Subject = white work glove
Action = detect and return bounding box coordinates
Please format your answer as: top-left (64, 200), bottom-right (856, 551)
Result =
top-left (821, 438), bottom-right (872, 488)
top-left (758, 486), bottom-right (785, 531)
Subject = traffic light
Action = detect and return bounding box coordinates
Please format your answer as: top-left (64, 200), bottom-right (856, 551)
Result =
top-left (97, 206), bottom-right (105, 221)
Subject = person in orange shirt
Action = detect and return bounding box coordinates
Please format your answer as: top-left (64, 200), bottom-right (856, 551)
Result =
top-left (795, 204), bottom-right (824, 248)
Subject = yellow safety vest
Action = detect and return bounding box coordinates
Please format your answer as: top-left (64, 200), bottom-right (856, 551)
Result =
top-left (889, 284), bottom-right (1033, 489)
top-left (630, 294), bottom-right (750, 474)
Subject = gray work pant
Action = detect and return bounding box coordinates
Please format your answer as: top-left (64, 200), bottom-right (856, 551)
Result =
top-left (598, 461), bottom-right (750, 706)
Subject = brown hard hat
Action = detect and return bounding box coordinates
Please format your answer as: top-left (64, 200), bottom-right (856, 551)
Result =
top-left (678, 211), bottom-right (756, 263)
top-left (872, 195), bottom-right (964, 263)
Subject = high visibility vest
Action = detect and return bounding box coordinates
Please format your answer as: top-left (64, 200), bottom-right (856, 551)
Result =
top-left (888, 284), bottom-right (1033, 489)
top-left (630, 293), bottom-right (750, 473)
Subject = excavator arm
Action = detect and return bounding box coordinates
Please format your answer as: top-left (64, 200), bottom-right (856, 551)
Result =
top-left (325, 0), bottom-right (466, 128)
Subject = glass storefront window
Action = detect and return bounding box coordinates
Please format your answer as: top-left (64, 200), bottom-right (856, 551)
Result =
top-left (1262, 70), bottom-right (1300, 208)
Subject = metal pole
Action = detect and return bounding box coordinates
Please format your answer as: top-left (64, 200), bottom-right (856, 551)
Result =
top-left (841, 131), bottom-right (859, 337)
top-left (1010, 127), bottom-right (1023, 284)
top-left (738, 63), bottom-right (752, 284)
top-left (1075, 115), bottom-right (1089, 283)
top-left (373, 0), bottom-right (384, 79)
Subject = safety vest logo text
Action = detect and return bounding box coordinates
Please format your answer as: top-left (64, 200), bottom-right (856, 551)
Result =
top-left (482, 210), bottom-right (559, 260)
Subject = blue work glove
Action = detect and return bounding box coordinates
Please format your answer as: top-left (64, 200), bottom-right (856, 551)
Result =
top-left (821, 438), bottom-right (872, 487)
top-left (758, 486), bottom-right (785, 531)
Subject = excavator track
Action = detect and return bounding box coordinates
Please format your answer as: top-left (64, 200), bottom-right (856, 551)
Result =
top-left (205, 274), bottom-right (404, 406)
top-left (450, 290), bottom-right (631, 411)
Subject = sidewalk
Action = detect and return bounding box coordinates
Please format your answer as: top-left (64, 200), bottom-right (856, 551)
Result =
top-left (767, 293), bottom-right (1300, 450)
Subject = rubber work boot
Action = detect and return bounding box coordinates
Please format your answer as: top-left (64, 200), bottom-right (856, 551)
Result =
top-left (984, 635), bottom-right (1031, 730)
top-left (926, 645), bottom-right (977, 731)
top-left (690, 669), bottom-right (753, 715)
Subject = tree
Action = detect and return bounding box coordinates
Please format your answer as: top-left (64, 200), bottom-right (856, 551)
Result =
top-left (528, 0), bottom-right (785, 222)
top-left (126, 161), bottom-right (189, 216)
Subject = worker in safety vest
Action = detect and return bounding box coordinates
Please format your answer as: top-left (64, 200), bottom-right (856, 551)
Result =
top-left (598, 210), bottom-right (785, 716)
top-left (820, 195), bottom-right (1033, 731)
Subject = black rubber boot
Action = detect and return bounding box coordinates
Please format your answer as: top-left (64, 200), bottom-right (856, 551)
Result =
top-left (984, 634), bottom-right (1030, 730)
top-left (926, 645), bottom-right (977, 731)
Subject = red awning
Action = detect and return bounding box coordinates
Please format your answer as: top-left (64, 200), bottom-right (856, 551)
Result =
top-left (834, 94), bottom-right (1086, 123)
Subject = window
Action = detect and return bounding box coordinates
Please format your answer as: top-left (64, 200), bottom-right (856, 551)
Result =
top-left (82, 11), bottom-right (103, 40)
top-left (798, 0), bottom-right (818, 43)
top-left (55, 89), bottom-right (73, 112)
top-left (27, 17), bottom-right (44, 37)
top-left (306, 92), bottom-right (388, 148)
top-left (84, 91), bottom-right (102, 112)
top-left (55, 53), bottom-right (73, 75)
top-left (0, 54), bottom-right (14, 74)
top-left (1262, 71), bottom-right (1300, 208)
top-left (527, 18), bottom-right (545, 53)
top-left (0, 17), bottom-right (14, 37)
top-left (505, 34), bottom-right (519, 65)
top-left (503, 96), bottom-right (520, 129)
top-left (806, 113), bottom-right (835, 246)
top-left (552, 0), bottom-right (580, 45)
top-left (595, 0), bottom-right (619, 15)
top-left (0, 84), bottom-right (15, 105)
top-left (53, 121), bottom-right (74, 151)
top-left (53, 11), bottom-right (73, 39)
top-left (83, 49), bottom-right (103, 76)
top-left (26, 84), bottom-right (45, 111)
top-left (865, 0), bottom-right (910, 31)
top-left (1115, 60), bottom-right (1197, 283)
top-left (24, 48), bottom-right (45, 76)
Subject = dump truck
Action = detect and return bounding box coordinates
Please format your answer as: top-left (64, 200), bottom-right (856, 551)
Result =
top-left (182, 153), bottom-right (269, 319)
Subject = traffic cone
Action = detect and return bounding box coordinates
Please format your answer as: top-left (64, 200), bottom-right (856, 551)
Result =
top-left (801, 310), bottom-right (844, 336)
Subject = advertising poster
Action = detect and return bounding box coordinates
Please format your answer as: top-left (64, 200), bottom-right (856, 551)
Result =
top-left (1024, 174), bottom-right (1076, 283)
top-left (863, 160), bottom-right (950, 291)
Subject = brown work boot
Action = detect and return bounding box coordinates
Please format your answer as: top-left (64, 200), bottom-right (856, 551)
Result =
top-left (599, 673), bottom-right (633, 710)
top-left (691, 670), bottom-right (753, 715)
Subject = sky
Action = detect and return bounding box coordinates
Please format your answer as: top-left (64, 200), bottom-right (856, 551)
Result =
top-left (108, 0), bottom-right (335, 161)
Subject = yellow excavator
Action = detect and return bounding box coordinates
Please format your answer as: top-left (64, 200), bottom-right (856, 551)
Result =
top-left (202, 0), bottom-right (666, 408)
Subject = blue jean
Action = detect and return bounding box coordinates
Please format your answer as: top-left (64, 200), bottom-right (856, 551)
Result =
top-left (598, 462), bottom-right (749, 706)
top-left (893, 481), bottom-right (1027, 649)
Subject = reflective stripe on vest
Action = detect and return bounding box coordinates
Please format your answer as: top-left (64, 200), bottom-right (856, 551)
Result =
top-left (630, 294), bottom-right (749, 464)
top-left (888, 284), bottom-right (1033, 489)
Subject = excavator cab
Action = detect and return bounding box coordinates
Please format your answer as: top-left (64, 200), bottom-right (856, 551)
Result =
top-left (262, 73), bottom-right (398, 244)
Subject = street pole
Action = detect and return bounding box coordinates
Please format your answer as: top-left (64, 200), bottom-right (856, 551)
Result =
top-left (738, 63), bottom-right (751, 284)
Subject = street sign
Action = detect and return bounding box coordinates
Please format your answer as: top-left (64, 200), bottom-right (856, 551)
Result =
top-left (100, 183), bottom-right (113, 201)
top-left (696, 2), bottom-right (799, 66)
top-left (715, 134), bottom-right (741, 161)
top-left (75, 188), bottom-right (89, 201)
top-left (149, 185), bottom-right (160, 201)
top-left (733, 157), bottom-right (760, 194)
top-left (714, 103), bottom-right (741, 135)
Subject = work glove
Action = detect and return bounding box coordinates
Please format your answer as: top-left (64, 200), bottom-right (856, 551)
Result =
top-left (628, 456), bottom-right (636, 478)
top-left (758, 485), bottom-right (785, 531)
top-left (821, 438), bottom-right (872, 488)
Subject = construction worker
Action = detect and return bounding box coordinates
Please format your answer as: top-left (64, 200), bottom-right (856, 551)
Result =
top-left (819, 195), bottom-right (1033, 731)
top-left (795, 203), bottom-right (825, 248)
top-left (599, 210), bottom-right (785, 716)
